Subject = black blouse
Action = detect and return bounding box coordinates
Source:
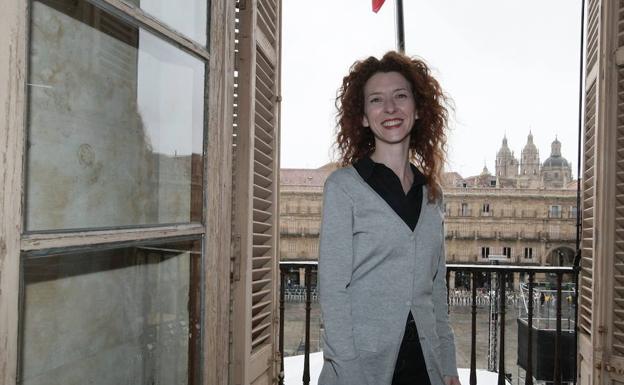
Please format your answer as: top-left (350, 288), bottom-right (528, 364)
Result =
top-left (353, 156), bottom-right (426, 231)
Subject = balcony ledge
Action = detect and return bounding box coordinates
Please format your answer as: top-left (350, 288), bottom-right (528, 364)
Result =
top-left (284, 352), bottom-right (509, 385)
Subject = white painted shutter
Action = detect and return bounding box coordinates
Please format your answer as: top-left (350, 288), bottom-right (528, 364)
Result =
top-left (610, 0), bottom-right (624, 363)
top-left (578, 2), bottom-right (600, 384)
top-left (579, 0), bottom-right (600, 340)
top-left (231, 0), bottom-right (281, 384)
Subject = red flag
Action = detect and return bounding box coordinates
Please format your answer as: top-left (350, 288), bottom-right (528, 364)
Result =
top-left (372, 0), bottom-right (385, 13)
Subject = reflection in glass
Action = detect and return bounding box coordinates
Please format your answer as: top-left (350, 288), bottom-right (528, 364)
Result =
top-left (19, 239), bottom-right (201, 385)
top-left (125, 0), bottom-right (208, 46)
top-left (26, 0), bottom-right (205, 231)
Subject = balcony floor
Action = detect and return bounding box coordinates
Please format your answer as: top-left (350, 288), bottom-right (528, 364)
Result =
top-left (284, 352), bottom-right (507, 385)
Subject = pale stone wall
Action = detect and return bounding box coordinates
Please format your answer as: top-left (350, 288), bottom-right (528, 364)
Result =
top-left (279, 169), bottom-right (578, 284)
top-left (280, 191), bottom-right (322, 261)
top-left (443, 187), bottom-right (576, 265)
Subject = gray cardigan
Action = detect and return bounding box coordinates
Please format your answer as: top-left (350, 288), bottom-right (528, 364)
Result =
top-left (318, 167), bottom-right (458, 385)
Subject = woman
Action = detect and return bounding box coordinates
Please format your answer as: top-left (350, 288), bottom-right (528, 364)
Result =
top-left (318, 51), bottom-right (461, 385)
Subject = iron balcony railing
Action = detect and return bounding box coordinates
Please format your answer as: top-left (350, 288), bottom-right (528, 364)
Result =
top-left (278, 261), bottom-right (577, 385)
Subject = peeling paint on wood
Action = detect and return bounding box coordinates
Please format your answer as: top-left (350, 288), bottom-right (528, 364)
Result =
top-left (0, 0), bottom-right (27, 383)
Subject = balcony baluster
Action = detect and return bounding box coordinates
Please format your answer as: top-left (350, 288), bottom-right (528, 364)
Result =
top-left (498, 271), bottom-right (506, 385)
top-left (525, 272), bottom-right (534, 385)
top-left (470, 272), bottom-right (477, 385)
top-left (554, 272), bottom-right (563, 385)
top-left (303, 266), bottom-right (312, 385)
top-left (279, 267), bottom-right (286, 385)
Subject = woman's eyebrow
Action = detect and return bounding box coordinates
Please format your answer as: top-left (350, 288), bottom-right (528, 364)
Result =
top-left (366, 87), bottom-right (409, 96)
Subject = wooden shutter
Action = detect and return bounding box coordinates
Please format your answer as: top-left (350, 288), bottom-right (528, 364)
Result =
top-left (604, 0), bottom-right (624, 379)
top-left (580, 79), bottom-right (597, 338)
top-left (579, 0), bottom-right (624, 383)
top-left (612, 0), bottom-right (624, 358)
top-left (579, 1), bottom-right (600, 383)
top-left (231, 0), bottom-right (281, 384)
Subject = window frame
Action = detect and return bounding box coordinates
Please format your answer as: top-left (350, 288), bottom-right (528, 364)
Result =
top-left (0, 0), bottom-right (236, 383)
top-left (461, 202), bottom-right (470, 216)
top-left (549, 204), bottom-right (562, 218)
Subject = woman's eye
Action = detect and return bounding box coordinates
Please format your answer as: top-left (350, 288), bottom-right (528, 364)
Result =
top-left (369, 97), bottom-right (382, 103)
top-left (396, 93), bottom-right (409, 99)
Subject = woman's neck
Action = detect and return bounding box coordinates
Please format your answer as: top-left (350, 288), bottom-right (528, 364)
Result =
top-left (370, 142), bottom-right (413, 190)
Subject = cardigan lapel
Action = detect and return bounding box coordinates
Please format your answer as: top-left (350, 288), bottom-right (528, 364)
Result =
top-left (346, 166), bottom-right (430, 237)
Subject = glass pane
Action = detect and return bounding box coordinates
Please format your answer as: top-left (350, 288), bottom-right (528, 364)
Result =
top-left (125, 0), bottom-right (208, 46)
top-left (26, 0), bottom-right (205, 231)
top-left (19, 239), bottom-right (201, 385)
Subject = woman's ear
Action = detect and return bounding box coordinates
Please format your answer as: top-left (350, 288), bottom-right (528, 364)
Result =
top-left (362, 115), bottom-right (370, 127)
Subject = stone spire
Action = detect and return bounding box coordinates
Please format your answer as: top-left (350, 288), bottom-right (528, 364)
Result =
top-left (495, 136), bottom-right (518, 178)
top-left (521, 131), bottom-right (540, 177)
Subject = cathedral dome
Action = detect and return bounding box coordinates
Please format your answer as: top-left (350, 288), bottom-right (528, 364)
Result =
top-left (542, 138), bottom-right (569, 168)
top-left (543, 156), bottom-right (569, 168)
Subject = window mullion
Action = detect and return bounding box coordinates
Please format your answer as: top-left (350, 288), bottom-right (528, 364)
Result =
top-left (21, 223), bottom-right (205, 253)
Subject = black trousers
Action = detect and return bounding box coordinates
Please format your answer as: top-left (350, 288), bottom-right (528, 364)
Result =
top-left (391, 311), bottom-right (432, 385)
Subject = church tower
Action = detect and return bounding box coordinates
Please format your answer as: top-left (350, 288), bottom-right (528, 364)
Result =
top-left (495, 136), bottom-right (519, 178)
top-left (520, 132), bottom-right (540, 177)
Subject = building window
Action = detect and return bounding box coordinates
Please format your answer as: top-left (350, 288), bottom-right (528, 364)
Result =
top-left (524, 247), bottom-right (533, 259)
top-left (490, 180), bottom-right (496, 187)
top-left (570, 206), bottom-right (578, 219)
top-left (482, 203), bottom-right (490, 213)
top-left (461, 203), bottom-right (469, 216)
top-left (481, 247), bottom-right (490, 259)
top-left (503, 247), bottom-right (512, 258)
top-left (549, 205), bottom-right (561, 218)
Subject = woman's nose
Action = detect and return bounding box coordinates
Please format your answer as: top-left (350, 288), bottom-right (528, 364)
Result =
top-left (384, 98), bottom-right (396, 113)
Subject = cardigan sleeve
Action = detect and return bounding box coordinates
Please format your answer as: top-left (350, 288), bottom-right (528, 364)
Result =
top-left (318, 179), bottom-right (370, 384)
top-left (432, 204), bottom-right (459, 377)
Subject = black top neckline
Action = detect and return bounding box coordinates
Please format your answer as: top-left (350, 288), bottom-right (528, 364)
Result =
top-left (353, 156), bottom-right (427, 231)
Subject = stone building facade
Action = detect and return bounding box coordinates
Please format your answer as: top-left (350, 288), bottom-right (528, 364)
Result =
top-left (442, 185), bottom-right (577, 288)
top-left (280, 137), bottom-right (578, 289)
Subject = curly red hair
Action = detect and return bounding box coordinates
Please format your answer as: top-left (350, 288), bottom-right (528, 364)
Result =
top-left (335, 51), bottom-right (451, 202)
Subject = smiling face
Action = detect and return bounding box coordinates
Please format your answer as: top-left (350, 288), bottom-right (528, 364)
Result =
top-left (362, 71), bottom-right (418, 147)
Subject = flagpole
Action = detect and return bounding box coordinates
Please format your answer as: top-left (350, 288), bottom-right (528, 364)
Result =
top-left (396, 0), bottom-right (405, 53)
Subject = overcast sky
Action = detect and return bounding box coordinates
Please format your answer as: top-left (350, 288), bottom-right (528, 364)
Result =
top-left (280, 0), bottom-right (583, 178)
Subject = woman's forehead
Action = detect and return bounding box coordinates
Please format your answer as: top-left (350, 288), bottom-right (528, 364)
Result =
top-left (364, 71), bottom-right (411, 94)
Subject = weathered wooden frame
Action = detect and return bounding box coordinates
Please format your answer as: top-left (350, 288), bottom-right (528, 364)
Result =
top-left (0, 0), bottom-right (236, 384)
top-left (0, 0), bottom-right (27, 382)
top-left (204, 0), bottom-right (236, 384)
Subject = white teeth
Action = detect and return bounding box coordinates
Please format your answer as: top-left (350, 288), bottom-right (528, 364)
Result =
top-left (382, 119), bottom-right (402, 127)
